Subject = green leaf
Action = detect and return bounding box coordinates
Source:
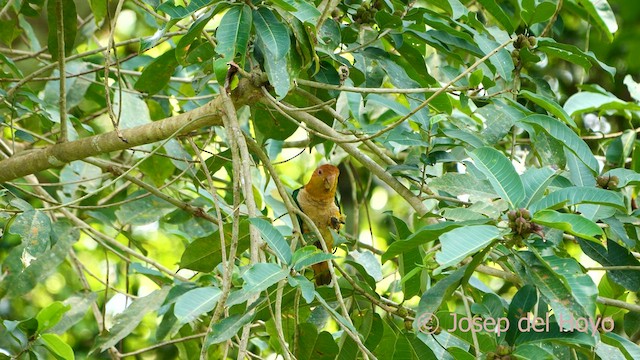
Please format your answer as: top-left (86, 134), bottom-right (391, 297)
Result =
top-left (49, 293), bottom-right (99, 334)
top-left (576, 0), bottom-right (617, 42)
top-left (533, 210), bottom-right (603, 242)
top-left (623, 74), bottom-right (640, 102)
top-left (96, 286), bottom-right (171, 351)
top-left (134, 49), bottom-right (180, 95)
top-left (282, 0), bottom-right (320, 23)
top-left (606, 130), bottom-right (636, 167)
top-left (242, 263), bottom-right (289, 292)
top-left (428, 173), bottom-right (497, 200)
top-left (564, 92), bottom-right (639, 116)
top-left (524, 1), bottom-right (557, 25)
top-left (314, 291), bottom-right (358, 335)
top-left (434, 225), bottom-right (502, 272)
top-left (253, 7), bottom-right (290, 60)
top-left (350, 250), bottom-right (383, 282)
top-left (259, 38), bottom-right (291, 99)
top-left (468, 147), bottom-right (525, 208)
top-left (36, 302), bottom-right (70, 333)
top-left (516, 252), bottom-right (594, 338)
top-left (9, 209), bottom-right (52, 257)
top-left (566, 150), bottom-right (596, 187)
top-left (157, 0), bottom-right (214, 19)
top-left (44, 62), bottom-right (95, 110)
top-left (537, 38), bottom-right (616, 77)
top-left (215, 5), bottom-right (252, 61)
top-left (520, 114), bottom-right (599, 173)
top-left (474, 33), bottom-right (513, 84)
top-left (40, 333), bottom-right (74, 360)
top-left (179, 219), bottom-right (251, 272)
top-left (288, 275), bottom-right (315, 303)
top-left (505, 285), bottom-right (537, 345)
top-left (529, 186), bottom-right (626, 213)
top-left (383, 220), bottom-right (487, 263)
top-left (477, 99), bottom-right (526, 144)
top-left (579, 238), bottom-right (640, 292)
top-left (249, 218), bottom-right (292, 264)
top-left (174, 286), bottom-right (222, 324)
top-left (477, 0), bottom-right (514, 33)
top-left (296, 323), bottom-right (339, 360)
top-left (205, 311), bottom-right (255, 346)
top-left (175, 10), bottom-right (215, 65)
top-left (46, 0), bottom-right (77, 60)
top-left (115, 191), bottom-right (174, 226)
top-left (520, 90), bottom-right (576, 128)
top-left (415, 264), bottom-right (468, 331)
top-left (601, 332), bottom-right (640, 359)
top-left (520, 166), bottom-right (556, 208)
top-left (291, 246), bottom-right (335, 271)
top-left (1, 221), bottom-right (77, 298)
top-left (602, 168), bottom-right (640, 188)
top-left (89, 0), bottom-right (107, 25)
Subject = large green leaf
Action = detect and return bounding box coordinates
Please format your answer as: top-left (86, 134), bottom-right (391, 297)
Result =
top-left (9, 209), bottom-right (52, 257)
top-left (259, 38), bottom-right (291, 99)
top-left (605, 130), bottom-right (636, 167)
top-left (157, 0), bottom-right (214, 19)
top-left (175, 9), bottom-right (215, 65)
top-left (174, 287), bottom-right (222, 324)
top-left (46, 0), bottom-right (77, 60)
top-left (415, 264), bottom-right (468, 332)
top-left (215, 5), bottom-right (252, 60)
top-left (520, 90), bottom-right (576, 128)
top-left (205, 310), bottom-right (256, 346)
top-left (564, 92), bottom-right (640, 116)
top-left (434, 225), bottom-right (502, 272)
top-left (179, 219), bottom-right (251, 272)
top-left (520, 115), bottom-right (599, 172)
top-left (428, 173), bottom-right (497, 200)
top-left (566, 150), bottom-right (596, 187)
top-left (533, 210), bottom-right (603, 242)
top-left (291, 246), bottom-right (335, 271)
top-left (40, 333), bottom-right (74, 360)
top-left (249, 218), bottom-right (292, 265)
top-left (253, 7), bottom-right (290, 60)
top-left (383, 220), bottom-right (488, 263)
top-left (516, 252), bottom-right (595, 340)
top-left (529, 186), bottom-right (626, 214)
top-left (601, 333), bottom-right (640, 359)
top-left (602, 168), bottom-right (640, 188)
top-left (296, 323), bottom-right (339, 360)
top-left (477, 0), bottom-right (513, 33)
top-left (477, 99), bottom-right (526, 144)
top-left (1, 221), bottom-right (77, 299)
top-left (578, 238), bottom-right (640, 292)
top-left (468, 147), bottom-right (525, 208)
top-left (576, 0), bottom-right (617, 42)
top-left (520, 166), bottom-right (556, 207)
top-left (95, 286), bottom-right (170, 351)
top-left (36, 301), bottom-right (70, 333)
top-left (537, 38), bottom-right (616, 77)
top-left (474, 33), bottom-right (513, 84)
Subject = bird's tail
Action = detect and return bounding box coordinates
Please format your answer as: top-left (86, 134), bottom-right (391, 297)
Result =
top-left (312, 261), bottom-right (331, 285)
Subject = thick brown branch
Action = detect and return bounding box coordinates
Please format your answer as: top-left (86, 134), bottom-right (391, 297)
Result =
top-left (0, 76), bottom-right (264, 183)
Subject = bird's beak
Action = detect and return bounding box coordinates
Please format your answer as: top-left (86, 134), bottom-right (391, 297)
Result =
top-left (323, 174), bottom-right (336, 190)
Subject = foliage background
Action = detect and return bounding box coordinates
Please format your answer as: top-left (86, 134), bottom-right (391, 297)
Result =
top-left (0, 0), bottom-right (639, 359)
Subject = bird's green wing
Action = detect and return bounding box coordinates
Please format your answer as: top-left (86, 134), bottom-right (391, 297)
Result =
top-left (292, 187), bottom-right (304, 232)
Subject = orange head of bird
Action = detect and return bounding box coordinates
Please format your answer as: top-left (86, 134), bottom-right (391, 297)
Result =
top-left (304, 164), bottom-right (340, 198)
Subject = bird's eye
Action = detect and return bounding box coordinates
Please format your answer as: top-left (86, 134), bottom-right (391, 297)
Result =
top-left (318, 170), bottom-right (322, 175)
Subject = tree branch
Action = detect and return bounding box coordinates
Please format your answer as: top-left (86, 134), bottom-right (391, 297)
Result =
top-left (0, 76), bottom-right (265, 183)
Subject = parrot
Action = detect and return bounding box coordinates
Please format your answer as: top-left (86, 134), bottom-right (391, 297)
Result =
top-left (293, 164), bottom-right (345, 285)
